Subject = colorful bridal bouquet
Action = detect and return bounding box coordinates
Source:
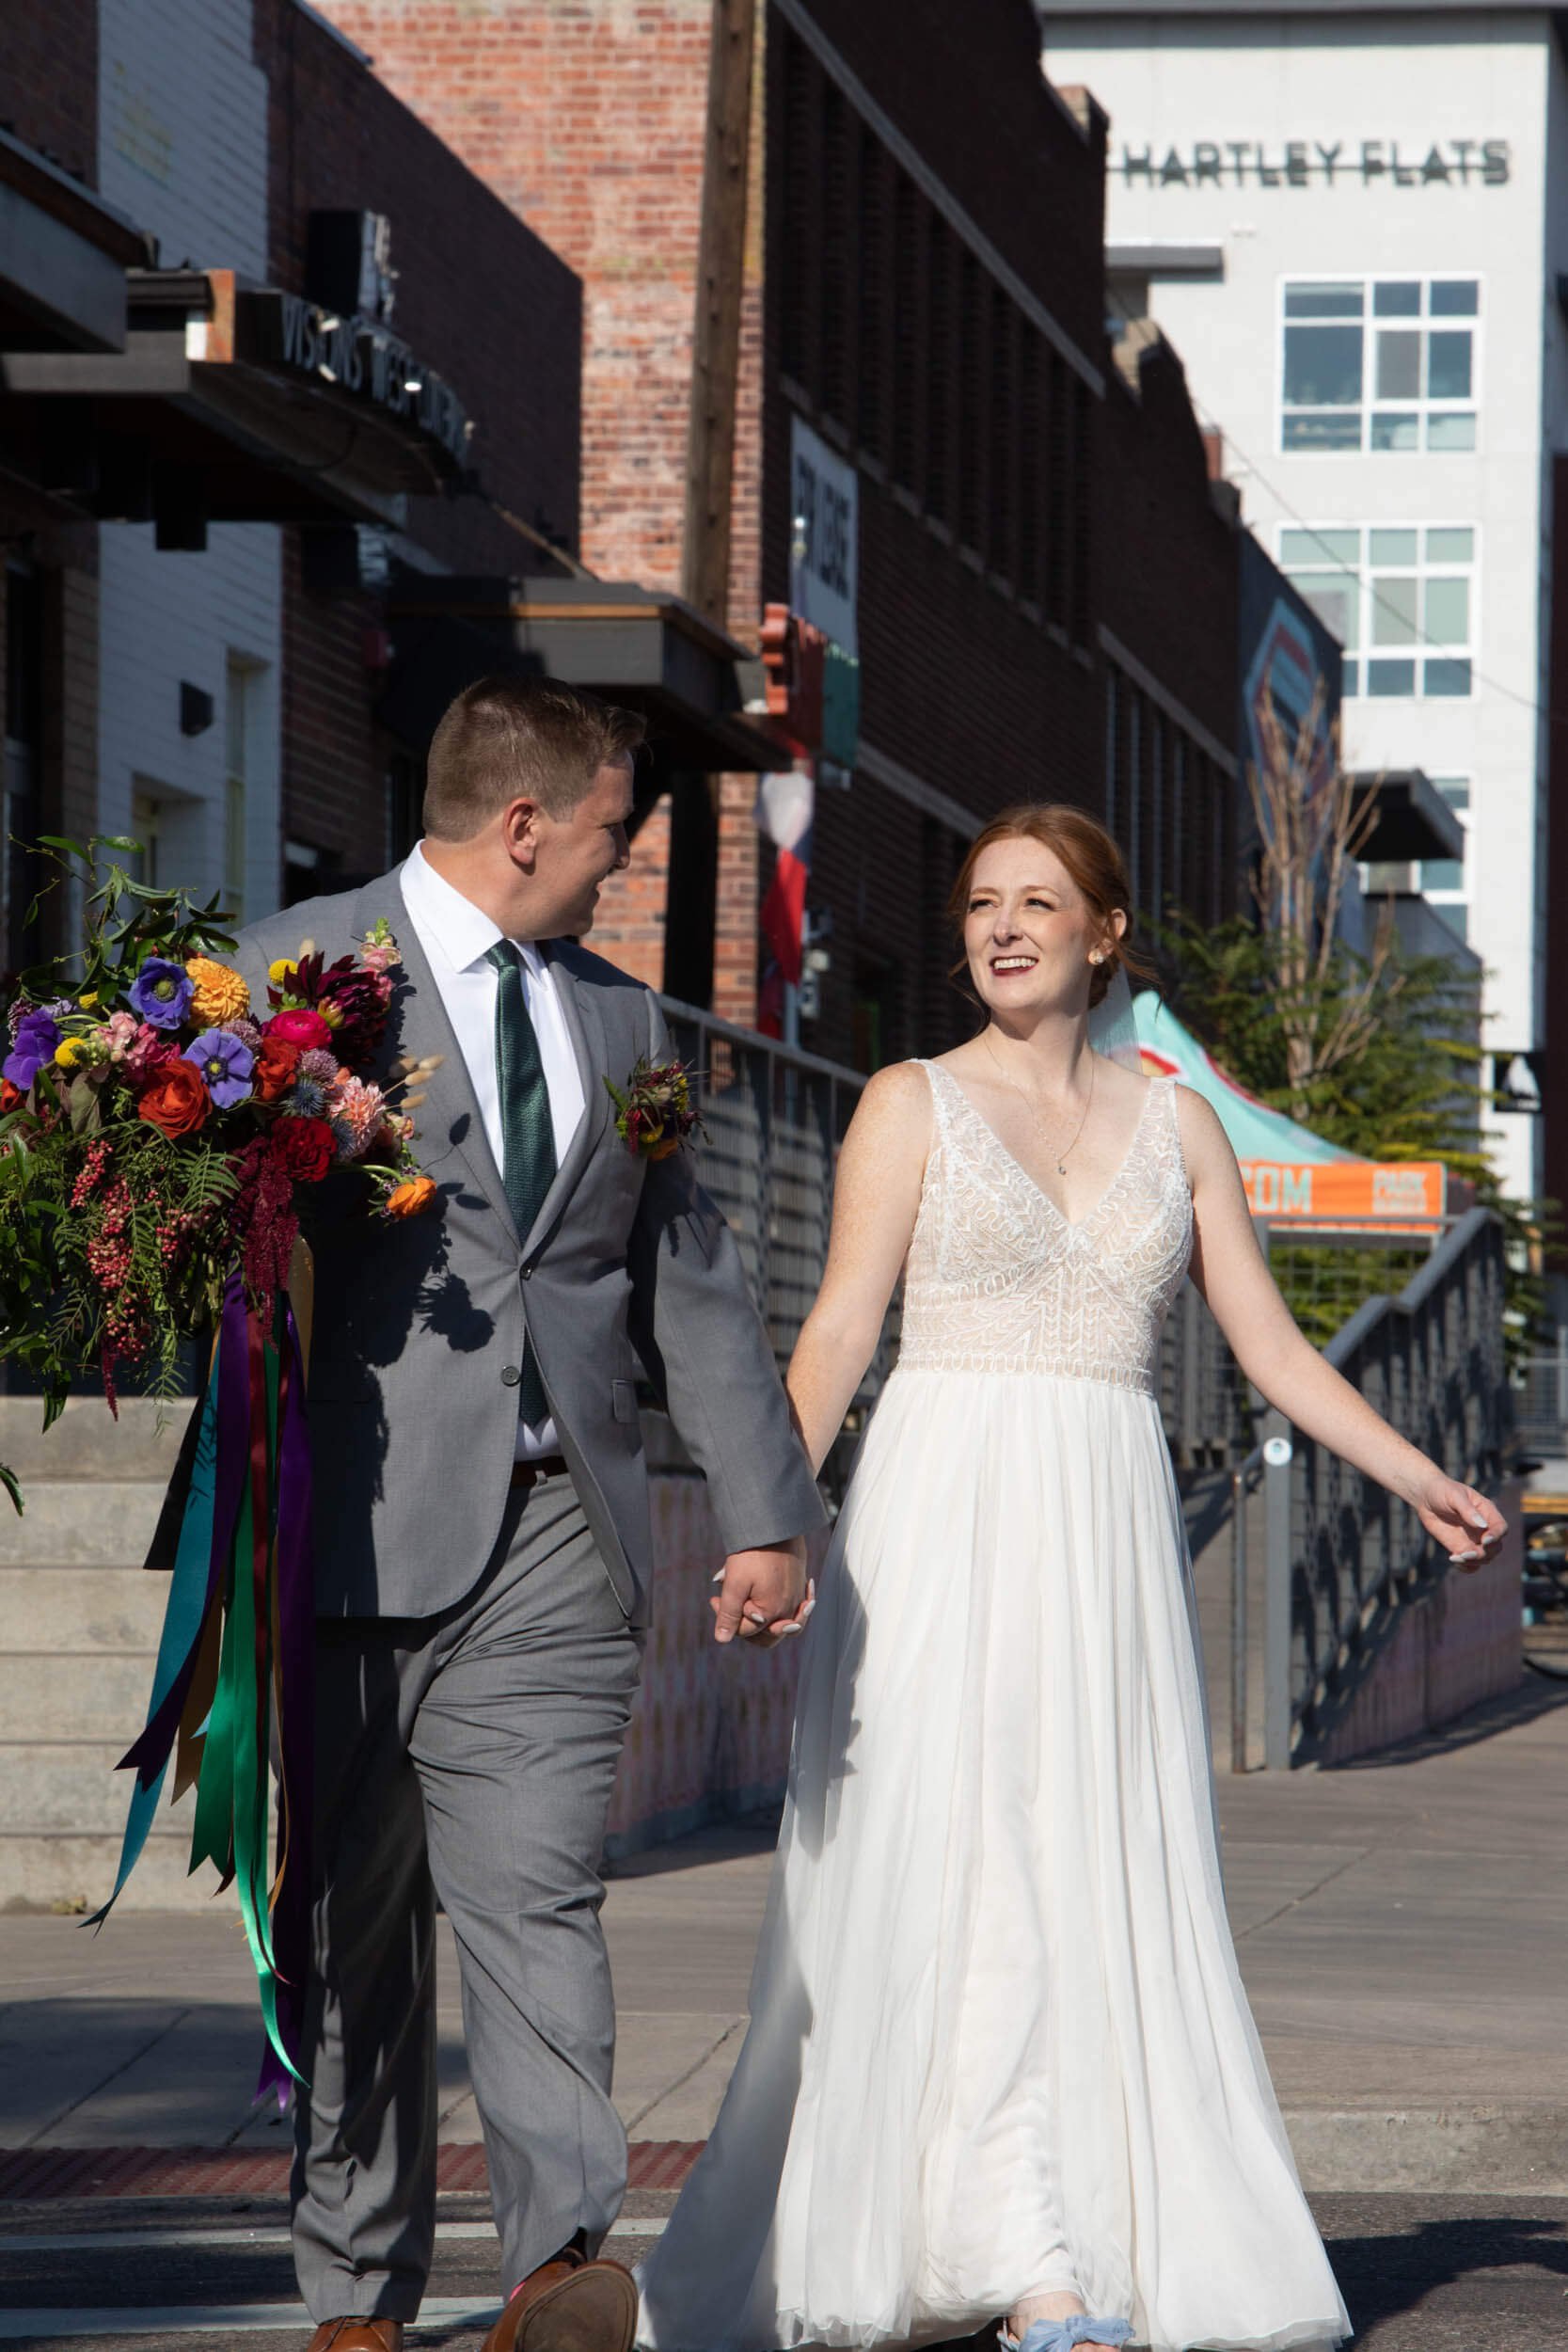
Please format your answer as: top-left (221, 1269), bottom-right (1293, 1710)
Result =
top-left (604, 1055), bottom-right (706, 1162)
top-left (0, 836), bottom-right (435, 2094)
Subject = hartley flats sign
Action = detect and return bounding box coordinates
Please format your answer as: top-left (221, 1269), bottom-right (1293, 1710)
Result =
top-left (1115, 136), bottom-right (1511, 187)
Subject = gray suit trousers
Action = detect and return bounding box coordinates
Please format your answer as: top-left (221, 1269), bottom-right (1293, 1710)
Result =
top-left (292, 1470), bottom-right (643, 2320)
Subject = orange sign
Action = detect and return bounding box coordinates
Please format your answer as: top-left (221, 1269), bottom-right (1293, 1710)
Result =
top-left (1240, 1159), bottom-right (1447, 1225)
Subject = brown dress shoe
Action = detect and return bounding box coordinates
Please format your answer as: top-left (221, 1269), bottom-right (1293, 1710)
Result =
top-left (306, 2326), bottom-right (404, 2352)
top-left (481, 2246), bottom-right (638, 2352)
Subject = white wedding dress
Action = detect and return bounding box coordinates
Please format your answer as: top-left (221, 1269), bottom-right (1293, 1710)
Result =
top-left (636, 1066), bottom-right (1349, 2352)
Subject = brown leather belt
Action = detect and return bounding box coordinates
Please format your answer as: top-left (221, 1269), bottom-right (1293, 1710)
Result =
top-left (510, 1454), bottom-right (568, 1491)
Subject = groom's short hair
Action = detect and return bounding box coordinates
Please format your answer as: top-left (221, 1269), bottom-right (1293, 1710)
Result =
top-left (423, 674), bottom-right (645, 838)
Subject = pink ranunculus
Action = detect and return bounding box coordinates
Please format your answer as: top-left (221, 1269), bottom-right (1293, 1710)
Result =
top-left (96, 1010), bottom-right (141, 1064)
top-left (360, 942), bottom-right (398, 977)
top-left (125, 1023), bottom-right (180, 1081)
top-left (265, 1007), bottom-right (332, 1052)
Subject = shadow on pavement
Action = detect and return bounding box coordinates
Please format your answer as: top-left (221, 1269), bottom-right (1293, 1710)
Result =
top-left (1323, 2203), bottom-right (1568, 2334)
top-left (1321, 1673), bottom-right (1568, 1772)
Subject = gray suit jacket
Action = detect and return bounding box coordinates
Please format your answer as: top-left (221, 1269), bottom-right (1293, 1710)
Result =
top-left (232, 870), bottom-right (825, 1622)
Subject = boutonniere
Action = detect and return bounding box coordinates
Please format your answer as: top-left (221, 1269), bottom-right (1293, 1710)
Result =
top-left (604, 1055), bottom-right (706, 1162)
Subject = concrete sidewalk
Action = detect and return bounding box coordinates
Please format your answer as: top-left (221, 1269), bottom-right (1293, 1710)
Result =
top-left (3, 1677), bottom-right (1567, 2193)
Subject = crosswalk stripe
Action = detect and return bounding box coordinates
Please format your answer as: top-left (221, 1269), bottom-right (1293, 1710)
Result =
top-left (0, 2219), bottom-right (666, 2258)
top-left (0, 2299), bottom-right (504, 2341)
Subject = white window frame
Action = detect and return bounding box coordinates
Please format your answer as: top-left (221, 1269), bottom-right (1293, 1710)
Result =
top-left (1276, 275), bottom-right (1482, 458)
top-left (225, 655), bottom-right (267, 927)
top-left (1275, 521), bottom-right (1479, 703)
top-left (1418, 774), bottom-right (1470, 942)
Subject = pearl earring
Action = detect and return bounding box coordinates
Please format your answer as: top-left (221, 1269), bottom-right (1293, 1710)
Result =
top-left (1089, 951), bottom-right (1104, 965)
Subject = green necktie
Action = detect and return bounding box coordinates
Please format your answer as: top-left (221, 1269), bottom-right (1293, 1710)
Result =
top-left (486, 940), bottom-right (557, 1425)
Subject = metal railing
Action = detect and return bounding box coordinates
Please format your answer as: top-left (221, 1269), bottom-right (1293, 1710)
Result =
top-left (1245, 1206), bottom-right (1510, 1768)
top-left (666, 1007), bottom-right (1259, 1479)
top-left (1513, 1348), bottom-right (1568, 1461)
top-left (661, 1011), bottom-right (1513, 1751)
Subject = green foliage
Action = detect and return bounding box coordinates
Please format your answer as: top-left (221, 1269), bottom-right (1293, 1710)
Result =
top-left (1156, 907), bottom-right (1554, 1362)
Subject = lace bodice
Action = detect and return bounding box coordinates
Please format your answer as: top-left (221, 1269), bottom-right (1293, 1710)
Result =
top-left (896, 1063), bottom-right (1193, 1394)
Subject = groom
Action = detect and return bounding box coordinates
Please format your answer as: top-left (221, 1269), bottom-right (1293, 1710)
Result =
top-left (233, 675), bottom-right (825, 2352)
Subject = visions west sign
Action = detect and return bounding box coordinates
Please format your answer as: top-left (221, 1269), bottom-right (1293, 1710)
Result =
top-left (241, 289), bottom-right (472, 472)
top-left (1114, 137), bottom-right (1511, 188)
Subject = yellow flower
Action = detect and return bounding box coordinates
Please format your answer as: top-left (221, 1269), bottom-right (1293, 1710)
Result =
top-left (78, 992), bottom-right (100, 1009)
top-left (54, 1039), bottom-right (84, 1069)
top-left (185, 956), bottom-right (251, 1027)
top-left (268, 958), bottom-right (299, 988)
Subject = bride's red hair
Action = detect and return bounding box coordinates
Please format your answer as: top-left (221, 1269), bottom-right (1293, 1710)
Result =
top-left (947, 804), bottom-right (1154, 1009)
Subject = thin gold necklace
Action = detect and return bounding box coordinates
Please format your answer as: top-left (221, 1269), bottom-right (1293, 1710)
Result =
top-left (983, 1032), bottom-right (1096, 1176)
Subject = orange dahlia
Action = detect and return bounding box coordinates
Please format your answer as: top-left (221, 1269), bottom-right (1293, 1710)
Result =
top-left (185, 956), bottom-right (251, 1027)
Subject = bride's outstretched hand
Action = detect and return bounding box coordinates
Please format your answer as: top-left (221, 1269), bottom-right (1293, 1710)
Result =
top-left (1411, 1473), bottom-right (1508, 1567)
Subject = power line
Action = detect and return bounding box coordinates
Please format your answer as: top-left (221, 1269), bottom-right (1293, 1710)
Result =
top-left (1188, 389), bottom-right (1565, 733)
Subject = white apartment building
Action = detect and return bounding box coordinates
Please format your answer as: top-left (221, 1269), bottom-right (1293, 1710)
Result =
top-left (1040, 0), bottom-right (1558, 1202)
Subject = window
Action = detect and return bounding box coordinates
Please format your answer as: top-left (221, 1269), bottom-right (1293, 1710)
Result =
top-left (225, 657), bottom-right (255, 923)
top-left (890, 169), bottom-right (921, 494)
top-left (925, 213), bottom-right (951, 527)
top-left (1281, 278), bottom-right (1479, 454)
top-left (856, 124), bottom-right (886, 464)
top-left (819, 82), bottom-right (849, 429)
top-left (1278, 524), bottom-right (1475, 698)
top-left (131, 787), bottom-right (166, 888)
top-left (4, 563), bottom-right (42, 972)
top-left (1420, 775), bottom-right (1470, 940)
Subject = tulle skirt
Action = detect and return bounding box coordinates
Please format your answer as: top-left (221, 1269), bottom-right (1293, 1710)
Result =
top-left (635, 1367), bottom-right (1350, 2352)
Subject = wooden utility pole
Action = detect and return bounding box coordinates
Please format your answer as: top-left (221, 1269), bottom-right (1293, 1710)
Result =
top-left (681, 0), bottom-right (756, 628)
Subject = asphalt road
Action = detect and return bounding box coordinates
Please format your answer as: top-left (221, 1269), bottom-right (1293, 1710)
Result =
top-left (1, 2191), bottom-right (1564, 2351)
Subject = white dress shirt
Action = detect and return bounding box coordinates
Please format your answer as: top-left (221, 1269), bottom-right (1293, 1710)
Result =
top-left (399, 842), bottom-right (585, 1459)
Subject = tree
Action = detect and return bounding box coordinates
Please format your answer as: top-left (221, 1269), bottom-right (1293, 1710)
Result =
top-left (1158, 690), bottom-right (1550, 1359)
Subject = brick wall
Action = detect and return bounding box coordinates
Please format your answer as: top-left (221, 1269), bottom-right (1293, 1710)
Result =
top-left (0, 0), bottom-right (99, 183)
top-left (307, 0), bottom-right (768, 1002)
top-left (305, 0), bottom-right (1244, 1057)
top-left (315, 0), bottom-right (722, 603)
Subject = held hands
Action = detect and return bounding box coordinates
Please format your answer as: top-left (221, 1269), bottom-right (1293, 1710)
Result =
top-left (711, 1535), bottom-right (815, 1647)
top-left (1410, 1472), bottom-right (1508, 1569)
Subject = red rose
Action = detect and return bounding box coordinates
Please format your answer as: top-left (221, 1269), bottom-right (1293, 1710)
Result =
top-left (253, 1034), bottom-right (301, 1103)
top-left (136, 1061), bottom-right (211, 1139)
top-left (270, 1115), bottom-right (336, 1184)
top-left (265, 1008), bottom-right (332, 1051)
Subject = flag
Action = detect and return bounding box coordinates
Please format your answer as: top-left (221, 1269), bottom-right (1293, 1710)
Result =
top-left (756, 767), bottom-right (814, 993)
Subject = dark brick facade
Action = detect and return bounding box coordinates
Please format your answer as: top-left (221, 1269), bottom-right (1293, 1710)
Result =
top-left (760, 1), bottom-right (1240, 1069)
top-left (251, 0), bottom-right (584, 892)
top-left (308, 0), bottom-right (1245, 1065)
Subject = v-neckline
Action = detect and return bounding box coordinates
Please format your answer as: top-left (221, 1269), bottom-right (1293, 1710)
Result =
top-left (930, 1060), bottom-right (1160, 1234)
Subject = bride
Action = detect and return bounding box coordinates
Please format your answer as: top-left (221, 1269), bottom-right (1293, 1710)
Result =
top-left (636, 804), bottom-right (1506, 2352)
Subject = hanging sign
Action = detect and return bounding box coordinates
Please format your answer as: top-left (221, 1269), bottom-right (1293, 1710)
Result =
top-left (789, 413), bottom-right (858, 658)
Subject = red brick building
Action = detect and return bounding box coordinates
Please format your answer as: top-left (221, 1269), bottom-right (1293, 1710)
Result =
top-left (313, 0), bottom-right (1243, 1070)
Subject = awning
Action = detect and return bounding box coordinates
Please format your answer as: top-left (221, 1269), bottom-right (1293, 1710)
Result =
top-left (383, 575), bottom-right (782, 773)
top-left (1350, 768), bottom-right (1465, 864)
top-left (0, 267), bottom-right (472, 534)
top-left (1133, 991), bottom-right (1454, 1230)
top-left (0, 131), bottom-right (148, 356)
